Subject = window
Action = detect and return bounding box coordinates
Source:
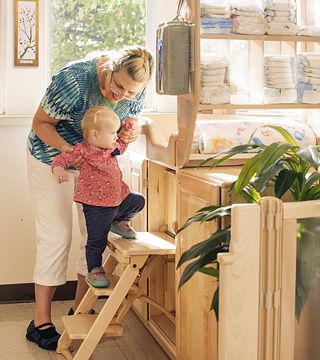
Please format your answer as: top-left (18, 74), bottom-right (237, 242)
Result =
top-left (50, 1), bottom-right (146, 75)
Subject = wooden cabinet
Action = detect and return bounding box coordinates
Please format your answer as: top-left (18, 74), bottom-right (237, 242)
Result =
top-left (177, 172), bottom-right (220, 360)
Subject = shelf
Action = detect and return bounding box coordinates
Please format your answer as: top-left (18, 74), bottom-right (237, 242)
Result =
top-left (199, 103), bottom-right (320, 110)
top-left (200, 33), bottom-right (320, 42)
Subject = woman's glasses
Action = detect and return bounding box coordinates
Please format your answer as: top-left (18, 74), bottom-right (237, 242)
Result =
top-left (109, 72), bottom-right (143, 102)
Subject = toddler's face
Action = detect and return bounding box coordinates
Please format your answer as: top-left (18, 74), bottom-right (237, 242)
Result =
top-left (92, 115), bottom-right (120, 149)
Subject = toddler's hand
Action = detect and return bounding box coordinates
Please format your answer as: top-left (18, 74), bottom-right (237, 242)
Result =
top-left (53, 166), bottom-right (70, 183)
top-left (118, 118), bottom-right (138, 143)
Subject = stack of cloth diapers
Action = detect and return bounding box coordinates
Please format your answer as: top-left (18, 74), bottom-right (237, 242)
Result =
top-left (264, 55), bottom-right (297, 103)
top-left (264, 0), bottom-right (297, 35)
top-left (296, 53), bottom-right (320, 104)
top-left (200, 0), bottom-right (232, 34)
top-left (200, 54), bottom-right (231, 105)
top-left (230, 2), bottom-right (266, 35)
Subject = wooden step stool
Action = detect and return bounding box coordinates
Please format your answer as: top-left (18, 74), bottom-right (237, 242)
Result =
top-left (56, 231), bottom-right (176, 360)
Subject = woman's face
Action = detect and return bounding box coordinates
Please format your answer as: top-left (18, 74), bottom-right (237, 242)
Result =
top-left (105, 69), bottom-right (146, 104)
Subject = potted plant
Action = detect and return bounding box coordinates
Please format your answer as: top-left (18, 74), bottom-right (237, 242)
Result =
top-left (177, 125), bottom-right (320, 320)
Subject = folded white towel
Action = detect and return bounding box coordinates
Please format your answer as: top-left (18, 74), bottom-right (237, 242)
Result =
top-left (265, 68), bottom-right (293, 75)
top-left (200, 85), bottom-right (230, 105)
top-left (264, 87), bottom-right (297, 103)
top-left (297, 77), bottom-right (320, 85)
top-left (266, 22), bottom-right (297, 35)
top-left (266, 15), bottom-right (296, 24)
top-left (297, 53), bottom-right (320, 68)
top-left (265, 55), bottom-right (292, 62)
top-left (232, 21), bottom-right (266, 35)
top-left (265, 2), bottom-right (296, 12)
top-left (265, 10), bottom-right (292, 17)
top-left (298, 26), bottom-right (320, 36)
top-left (231, 3), bottom-right (263, 13)
top-left (265, 83), bottom-right (296, 89)
top-left (202, 68), bottom-right (226, 76)
top-left (201, 74), bottom-right (225, 83)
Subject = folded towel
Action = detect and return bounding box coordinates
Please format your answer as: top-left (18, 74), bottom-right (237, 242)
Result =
top-left (297, 82), bottom-right (320, 103)
top-left (202, 68), bottom-right (226, 76)
top-left (298, 26), bottom-right (320, 36)
top-left (264, 87), bottom-right (297, 103)
top-left (200, 85), bottom-right (231, 105)
top-left (297, 53), bottom-right (320, 68)
top-left (266, 22), bottom-right (297, 35)
top-left (232, 21), bottom-right (266, 35)
top-left (265, 2), bottom-right (296, 12)
top-left (266, 15), bottom-right (296, 23)
top-left (265, 10), bottom-right (292, 17)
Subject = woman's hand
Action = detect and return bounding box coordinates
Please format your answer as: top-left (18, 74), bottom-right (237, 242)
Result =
top-left (61, 144), bottom-right (84, 167)
top-left (52, 166), bottom-right (70, 183)
top-left (118, 118), bottom-right (139, 143)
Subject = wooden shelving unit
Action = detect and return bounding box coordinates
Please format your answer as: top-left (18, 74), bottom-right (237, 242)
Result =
top-left (174, 0), bottom-right (320, 168)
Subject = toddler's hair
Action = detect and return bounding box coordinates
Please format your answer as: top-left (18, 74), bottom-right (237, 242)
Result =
top-left (81, 105), bottom-right (118, 140)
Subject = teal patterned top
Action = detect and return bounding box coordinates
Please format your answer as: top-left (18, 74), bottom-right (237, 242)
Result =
top-left (27, 57), bottom-right (145, 165)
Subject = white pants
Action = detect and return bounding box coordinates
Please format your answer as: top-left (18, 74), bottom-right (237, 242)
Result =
top-left (27, 150), bottom-right (89, 286)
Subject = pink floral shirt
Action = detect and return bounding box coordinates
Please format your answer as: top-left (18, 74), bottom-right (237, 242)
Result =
top-left (51, 140), bottom-right (130, 207)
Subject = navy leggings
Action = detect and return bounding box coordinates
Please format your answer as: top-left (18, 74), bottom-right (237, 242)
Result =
top-left (82, 192), bottom-right (145, 271)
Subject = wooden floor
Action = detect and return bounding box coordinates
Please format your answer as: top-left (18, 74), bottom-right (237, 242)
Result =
top-left (0, 299), bottom-right (170, 360)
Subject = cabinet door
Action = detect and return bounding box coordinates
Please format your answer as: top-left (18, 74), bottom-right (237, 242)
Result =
top-left (177, 173), bottom-right (220, 360)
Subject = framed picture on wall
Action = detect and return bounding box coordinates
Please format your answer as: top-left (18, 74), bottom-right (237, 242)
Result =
top-left (14, 0), bottom-right (39, 66)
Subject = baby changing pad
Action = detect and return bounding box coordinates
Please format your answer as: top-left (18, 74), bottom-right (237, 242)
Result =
top-left (195, 118), bottom-right (316, 154)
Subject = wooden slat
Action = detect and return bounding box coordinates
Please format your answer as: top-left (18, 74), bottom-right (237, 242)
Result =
top-left (218, 203), bottom-right (260, 360)
top-left (61, 314), bottom-right (123, 339)
top-left (85, 274), bottom-right (138, 296)
top-left (283, 200), bottom-right (320, 219)
top-left (108, 232), bottom-right (176, 256)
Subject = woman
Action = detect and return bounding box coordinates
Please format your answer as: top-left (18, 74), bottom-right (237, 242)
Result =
top-left (26, 46), bottom-right (154, 350)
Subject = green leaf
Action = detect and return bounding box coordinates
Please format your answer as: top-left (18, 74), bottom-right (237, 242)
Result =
top-left (253, 160), bottom-right (287, 193)
top-left (211, 287), bottom-right (219, 321)
top-left (177, 228), bottom-right (230, 269)
top-left (178, 248), bottom-right (225, 289)
top-left (239, 185), bottom-right (261, 203)
top-left (176, 206), bottom-right (231, 234)
top-left (249, 125), bottom-right (299, 146)
top-left (198, 266), bottom-right (219, 278)
top-left (297, 146), bottom-right (320, 171)
top-left (199, 144), bottom-right (261, 168)
top-left (234, 152), bottom-right (262, 193)
top-left (274, 169), bottom-right (297, 199)
top-left (256, 142), bottom-right (293, 175)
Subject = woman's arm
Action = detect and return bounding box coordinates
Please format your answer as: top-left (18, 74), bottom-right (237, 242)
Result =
top-left (32, 106), bottom-right (73, 152)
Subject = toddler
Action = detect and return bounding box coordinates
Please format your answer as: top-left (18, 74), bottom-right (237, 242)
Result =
top-left (51, 105), bottom-right (145, 288)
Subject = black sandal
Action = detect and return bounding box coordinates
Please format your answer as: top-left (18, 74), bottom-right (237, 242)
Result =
top-left (26, 320), bottom-right (60, 350)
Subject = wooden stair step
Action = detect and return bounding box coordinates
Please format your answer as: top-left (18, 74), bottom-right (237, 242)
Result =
top-left (61, 314), bottom-right (124, 339)
top-left (108, 231), bottom-right (176, 256)
top-left (85, 274), bottom-right (138, 296)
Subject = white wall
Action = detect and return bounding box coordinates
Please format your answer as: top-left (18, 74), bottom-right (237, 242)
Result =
top-left (3, 0), bottom-right (51, 116)
top-left (0, 0), bottom-right (176, 285)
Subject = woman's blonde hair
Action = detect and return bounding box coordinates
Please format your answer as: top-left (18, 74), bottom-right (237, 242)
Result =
top-left (107, 46), bottom-right (154, 83)
top-left (81, 105), bottom-right (118, 140)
